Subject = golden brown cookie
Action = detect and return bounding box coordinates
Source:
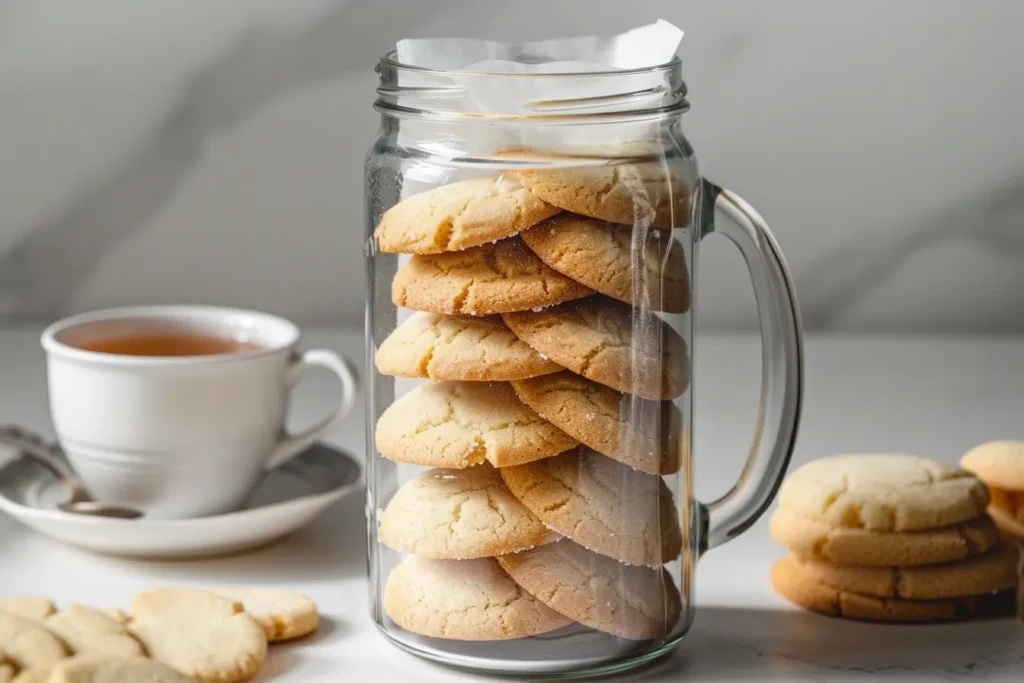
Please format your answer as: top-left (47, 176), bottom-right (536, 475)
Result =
top-left (778, 454), bottom-right (989, 532)
top-left (501, 448), bottom-right (681, 565)
top-left (392, 237), bottom-right (595, 316)
top-left (989, 487), bottom-right (1024, 524)
top-left (497, 539), bottom-right (682, 640)
top-left (520, 213), bottom-right (690, 313)
top-left (502, 296), bottom-right (690, 400)
top-left (384, 556), bottom-right (572, 640)
top-left (961, 441), bottom-right (1024, 491)
top-left (798, 544), bottom-right (1019, 600)
top-left (375, 380), bottom-right (578, 469)
top-left (0, 597), bottom-right (56, 621)
top-left (769, 507), bottom-right (1000, 567)
top-left (510, 372), bottom-right (680, 475)
top-left (375, 312), bottom-right (560, 381)
top-left (129, 588), bottom-right (267, 683)
top-left (207, 588), bottom-right (319, 643)
top-left (504, 151), bottom-right (689, 229)
top-left (988, 505), bottom-right (1024, 542)
top-left (380, 464), bottom-right (558, 559)
top-left (374, 176), bottom-right (560, 254)
top-left (44, 605), bottom-right (143, 657)
top-left (771, 554), bottom-right (1013, 622)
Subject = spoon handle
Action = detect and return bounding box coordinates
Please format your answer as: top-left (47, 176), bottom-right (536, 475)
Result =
top-left (0, 426), bottom-right (75, 481)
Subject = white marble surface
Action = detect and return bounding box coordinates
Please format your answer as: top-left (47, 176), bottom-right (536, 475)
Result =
top-left (1, 327), bottom-right (1022, 681)
top-left (2, 0), bottom-right (1024, 331)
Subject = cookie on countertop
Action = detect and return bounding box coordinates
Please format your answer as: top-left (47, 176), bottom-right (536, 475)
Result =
top-left (502, 296), bottom-right (690, 400)
top-left (769, 507), bottom-right (1000, 568)
top-left (384, 556), bottom-right (572, 641)
top-left (511, 372), bottom-right (680, 475)
top-left (497, 539), bottom-right (682, 640)
top-left (987, 504), bottom-right (1024, 542)
top-left (44, 605), bottom-right (143, 657)
top-left (207, 588), bottom-right (319, 643)
top-left (520, 213), bottom-right (690, 313)
top-left (0, 611), bottom-right (67, 671)
top-left (373, 176), bottom-right (560, 254)
top-left (46, 654), bottom-right (196, 683)
top-left (798, 543), bottom-right (1018, 600)
top-left (0, 597), bottom-right (56, 621)
top-left (129, 588), bottom-right (266, 683)
top-left (771, 554), bottom-right (1013, 622)
top-left (778, 454), bottom-right (989, 532)
top-left (392, 237), bottom-right (595, 316)
top-left (380, 464), bottom-right (558, 559)
top-left (988, 487), bottom-right (1024, 524)
top-left (961, 441), bottom-right (1024, 492)
top-left (501, 148), bottom-right (690, 229)
top-left (501, 448), bottom-right (682, 565)
top-left (375, 312), bottom-right (561, 382)
top-left (376, 380), bottom-right (578, 470)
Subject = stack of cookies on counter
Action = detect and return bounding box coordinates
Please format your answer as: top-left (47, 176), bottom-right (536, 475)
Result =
top-left (371, 163), bottom-right (691, 642)
top-left (769, 454), bottom-right (1018, 622)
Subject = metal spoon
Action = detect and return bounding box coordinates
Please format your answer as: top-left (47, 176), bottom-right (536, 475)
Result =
top-left (0, 426), bottom-right (144, 519)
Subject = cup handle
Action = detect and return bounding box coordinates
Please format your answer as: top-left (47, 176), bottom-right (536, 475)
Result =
top-left (266, 349), bottom-right (358, 471)
top-left (699, 178), bottom-right (805, 551)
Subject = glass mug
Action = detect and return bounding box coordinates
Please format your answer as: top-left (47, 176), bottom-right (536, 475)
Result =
top-left (364, 50), bottom-right (804, 678)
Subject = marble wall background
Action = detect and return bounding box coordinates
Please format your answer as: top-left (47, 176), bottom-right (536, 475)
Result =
top-left (1, 0), bottom-right (1022, 331)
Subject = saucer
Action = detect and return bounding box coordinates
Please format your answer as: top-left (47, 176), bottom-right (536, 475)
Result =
top-left (0, 443), bottom-right (361, 559)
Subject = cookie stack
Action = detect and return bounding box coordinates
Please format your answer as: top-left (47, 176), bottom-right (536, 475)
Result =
top-left (371, 164), bottom-right (690, 642)
top-left (961, 441), bottom-right (1024, 542)
top-left (769, 454), bottom-right (1018, 622)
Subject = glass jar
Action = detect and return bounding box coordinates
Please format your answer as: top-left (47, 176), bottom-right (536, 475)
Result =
top-left (364, 50), bottom-right (804, 678)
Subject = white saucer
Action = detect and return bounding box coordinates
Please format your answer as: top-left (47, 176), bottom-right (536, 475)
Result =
top-left (0, 443), bottom-right (361, 559)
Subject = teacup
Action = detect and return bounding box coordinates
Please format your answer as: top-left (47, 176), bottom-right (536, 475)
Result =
top-left (40, 305), bottom-right (357, 519)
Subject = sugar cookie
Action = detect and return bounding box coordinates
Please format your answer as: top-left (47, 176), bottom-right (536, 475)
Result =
top-left (207, 588), bottom-right (319, 643)
top-left (374, 177), bottom-right (559, 254)
top-left (375, 312), bottom-right (560, 382)
top-left (380, 465), bottom-right (557, 559)
top-left (0, 597), bottom-right (56, 621)
top-left (798, 544), bottom-right (1018, 600)
top-left (392, 237), bottom-right (594, 316)
top-left (497, 539), bottom-right (682, 640)
top-left (376, 380), bottom-right (578, 469)
top-left (961, 441), bottom-right (1024, 491)
top-left (501, 448), bottom-right (681, 565)
top-left (384, 556), bottom-right (572, 640)
top-left (771, 555), bottom-right (1012, 622)
top-left (129, 588), bottom-right (266, 683)
top-left (769, 507), bottom-right (999, 567)
top-left (502, 149), bottom-right (690, 229)
top-left (502, 296), bottom-right (690, 400)
top-left (44, 605), bottom-right (142, 657)
top-left (520, 213), bottom-right (690, 313)
top-left (511, 371), bottom-right (680, 475)
top-left (0, 611), bottom-right (67, 670)
top-left (778, 454), bottom-right (989, 532)
top-left (49, 654), bottom-right (195, 683)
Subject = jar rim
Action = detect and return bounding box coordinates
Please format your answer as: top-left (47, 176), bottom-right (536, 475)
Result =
top-left (378, 50), bottom-right (682, 79)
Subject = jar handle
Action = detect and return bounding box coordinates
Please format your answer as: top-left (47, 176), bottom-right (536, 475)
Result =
top-left (699, 178), bottom-right (805, 550)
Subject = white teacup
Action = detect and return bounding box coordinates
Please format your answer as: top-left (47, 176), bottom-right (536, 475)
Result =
top-left (40, 305), bottom-right (357, 520)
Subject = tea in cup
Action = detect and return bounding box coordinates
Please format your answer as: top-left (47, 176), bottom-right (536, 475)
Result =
top-left (41, 305), bottom-right (357, 519)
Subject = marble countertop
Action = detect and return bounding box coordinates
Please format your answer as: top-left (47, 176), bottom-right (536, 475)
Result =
top-left (1, 327), bottom-right (1022, 681)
